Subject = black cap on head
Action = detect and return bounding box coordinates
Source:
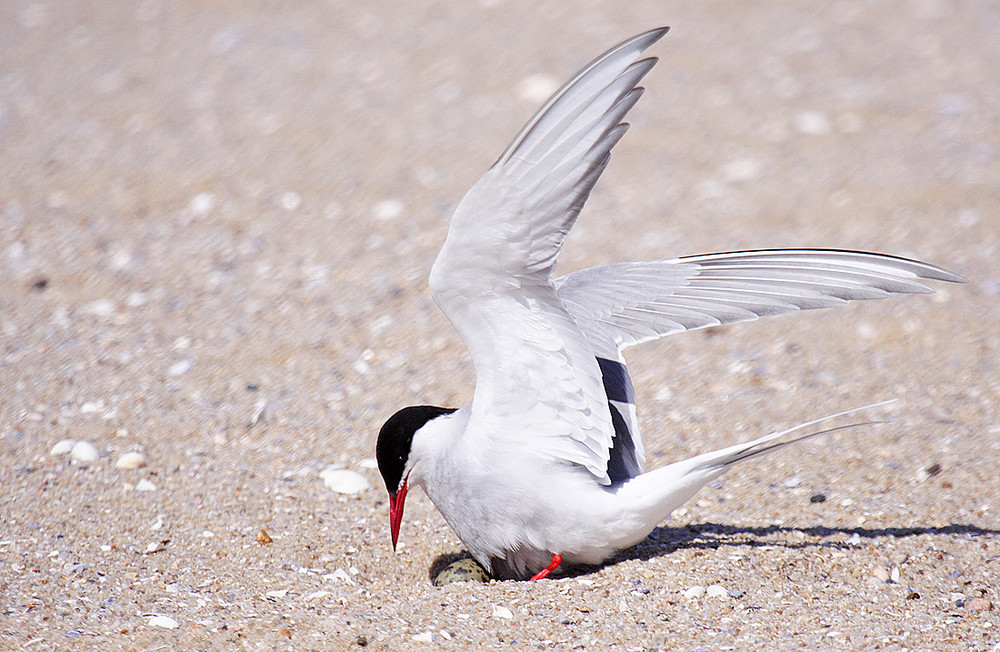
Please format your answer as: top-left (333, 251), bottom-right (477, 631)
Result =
top-left (376, 405), bottom-right (457, 496)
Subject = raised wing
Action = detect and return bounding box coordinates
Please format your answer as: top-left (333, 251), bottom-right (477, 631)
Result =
top-left (556, 249), bottom-right (966, 353)
top-left (429, 28), bottom-right (669, 484)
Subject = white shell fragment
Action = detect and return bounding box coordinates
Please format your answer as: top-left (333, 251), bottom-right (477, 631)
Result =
top-left (147, 615), bottom-right (179, 629)
top-left (168, 358), bottom-right (192, 376)
top-left (321, 468), bottom-right (370, 495)
top-left (144, 541), bottom-right (166, 554)
top-left (70, 441), bottom-right (100, 463)
top-left (115, 452), bottom-right (147, 469)
top-left (492, 605), bottom-right (514, 620)
top-left (706, 585), bottom-right (729, 599)
top-left (50, 440), bottom-right (76, 456)
top-left (136, 479), bottom-right (157, 492)
top-left (683, 586), bottom-right (706, 599)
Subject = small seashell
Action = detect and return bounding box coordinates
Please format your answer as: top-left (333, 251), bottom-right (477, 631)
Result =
top-left (331, 568), bottom-right (353, 584)
top-left (144, 541), bottom-right (167, 554)
top-left (50, 440), bottom-right (76, 456)
top-left (80, 400), bottom-right (105, 414)
top-left (256, 529), bottom-right (273, 544)
top-left (115, 452), bottom-right (146, 469)
top-left (70, 441), bottom-right (99, 463)
top-left (147, 615), bottom-right (178, 629)
top-left (706, 585), bottom-right (729, 599)
top-left (683, 586), bottom-right (706, 599)
top-left (492, 605), bottom-right (513, 620)
top-left (321, 468), bottom-right (370, 495)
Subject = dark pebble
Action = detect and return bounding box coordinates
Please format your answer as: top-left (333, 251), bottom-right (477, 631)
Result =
top-left (809, 493), bottom-right (827, 503)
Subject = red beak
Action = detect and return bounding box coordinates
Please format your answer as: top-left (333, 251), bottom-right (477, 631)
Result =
top-left (389, 477), bottom-right (409, 551)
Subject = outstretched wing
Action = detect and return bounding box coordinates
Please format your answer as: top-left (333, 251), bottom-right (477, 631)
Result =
top-left (429, 28), bottom-right (669, 484)
top-left (555, 249), bottom-right (965, 352)
top-left (556, 249), bottom-right (965, 477)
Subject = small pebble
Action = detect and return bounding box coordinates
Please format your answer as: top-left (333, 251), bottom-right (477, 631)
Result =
top-left (80, 400), bottom-right (105, 414)
top-left (189, 192), bottom-right (215, 216)
top-left (720, 157), bottom-right (762, 182)
top-left (809, 493), bottom-right (827, 503)
top-left (372, 199), bottom-right (404, 221)
top-left (412, 632), bottom-right (434, 643)
top-left (168, 358), bottom-right (192, 376)
top-left (793, 110), bottom-right (831, 135)
top-left (518, 73), bottom-right (559, 104)
top-left (83, 298), bottom-right (116, 317)
top-left (256, 529), bottom-right (273, 544)
top-left (50, 440), bottom-right (76, 456)
top-left (147, 615), bottom-right (178, 629)
top-left (70, 441), bottom-right (99, 463)
top-left (967, 597), bottom-right (994, 612)
top-left (115, 452), bottom-right (146, 469)
top-left (279, 191), bottom-right (301, 211)
top-left (321, 468), bottom-right (370, 495)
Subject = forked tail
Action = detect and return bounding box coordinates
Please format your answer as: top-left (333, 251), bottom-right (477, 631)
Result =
top-left (613, 400), bottom-right (899, 547)
top-left (699, 399), bottom-right (898, 472)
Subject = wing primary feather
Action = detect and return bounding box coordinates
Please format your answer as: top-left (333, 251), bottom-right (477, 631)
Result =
top-left (496, 27), bottom-right (668, 167)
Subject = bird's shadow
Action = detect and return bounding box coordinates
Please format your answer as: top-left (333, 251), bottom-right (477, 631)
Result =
top-left (429, 522), bottom-right (1000, 584)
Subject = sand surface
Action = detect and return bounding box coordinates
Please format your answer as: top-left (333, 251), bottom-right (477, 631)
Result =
top-left (2, 1), bottom-right (999, 649)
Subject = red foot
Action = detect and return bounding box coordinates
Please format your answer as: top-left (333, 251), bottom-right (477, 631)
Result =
top-left (529, 554), bottom-right (562, 581)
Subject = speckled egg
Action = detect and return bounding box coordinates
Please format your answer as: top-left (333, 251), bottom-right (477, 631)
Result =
top-left (433, 559), bottom-right (491, 586)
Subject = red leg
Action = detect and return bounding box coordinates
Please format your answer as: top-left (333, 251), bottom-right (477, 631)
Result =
top-left (529, 554), bottom-right (562, 581)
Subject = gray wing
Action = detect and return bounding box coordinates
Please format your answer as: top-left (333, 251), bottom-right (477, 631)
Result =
top-left (555, 248), bottom-right (965, 477)
top-left (429, 28), bottom-right (669, 485)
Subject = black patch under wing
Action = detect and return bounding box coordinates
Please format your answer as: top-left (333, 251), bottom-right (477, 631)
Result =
top-left (597, 357), bottom-right (641, 484)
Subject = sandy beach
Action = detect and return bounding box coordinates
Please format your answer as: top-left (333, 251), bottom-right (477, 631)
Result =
top-left (2, 1), bottom-right (998, 649)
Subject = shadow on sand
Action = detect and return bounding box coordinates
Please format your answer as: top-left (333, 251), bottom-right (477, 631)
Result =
top-left (430, 522), bottom-right (1000, 583)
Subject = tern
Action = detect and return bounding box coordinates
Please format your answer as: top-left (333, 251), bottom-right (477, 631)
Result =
top-left (375, 27), bottom-right (964, 581)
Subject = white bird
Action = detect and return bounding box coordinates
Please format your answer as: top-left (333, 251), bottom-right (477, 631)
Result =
top-left (375, 27), bottom-right (964, 581)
